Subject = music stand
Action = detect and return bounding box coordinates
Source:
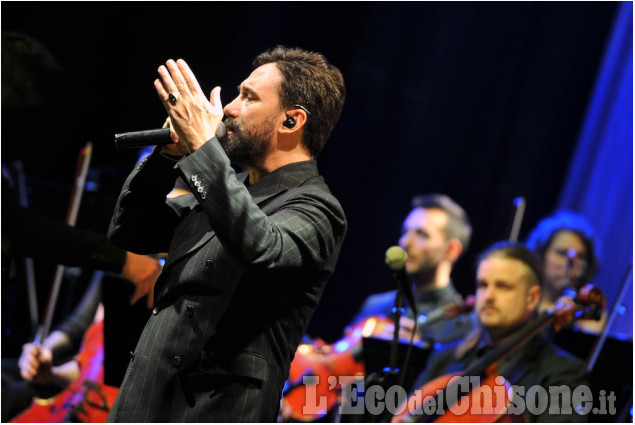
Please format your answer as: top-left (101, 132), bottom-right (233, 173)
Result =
top-left (362, 336), bottom-right (430, 393)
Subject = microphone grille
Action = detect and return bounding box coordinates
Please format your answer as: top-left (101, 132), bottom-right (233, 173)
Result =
top-left (216, 121), bottom-right (227, 140)
top-left (385, 246), bottom-right (407, 270)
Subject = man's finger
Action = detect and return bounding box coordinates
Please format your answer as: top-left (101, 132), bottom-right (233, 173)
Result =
top-left (129, 287), bottom-right (143, 306)
top-left (209, 86), bottom-right (223, 109)
top-left (178, 59), bottom-right (205, 97)
top-left (147, 289), bottom-right (154, 309)
top-left (166, 59), bottom-right (188, 92)
top-left (155, 78), bottom-right (170, 105)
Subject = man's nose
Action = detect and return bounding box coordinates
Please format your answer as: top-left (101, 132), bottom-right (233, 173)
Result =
top-left (223, 97), bottom-right (240, 118)
top-left (399, 232), bottom-right (412, 250)
top-left (483, 286), bottom-right (496, 301)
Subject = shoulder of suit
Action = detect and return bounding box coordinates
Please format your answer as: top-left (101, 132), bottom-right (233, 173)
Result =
top-left (282, 177), bottom-right (345, 218)
top-left (364, 290), bottom-right (399, 307)
top-left (350, 290), bottom-right (398, 322)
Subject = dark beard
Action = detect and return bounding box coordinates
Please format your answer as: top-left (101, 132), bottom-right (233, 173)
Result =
top-left (218, 117), bottom-right (275, 167)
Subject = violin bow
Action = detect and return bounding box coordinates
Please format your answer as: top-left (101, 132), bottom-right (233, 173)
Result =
top-left (507, 196), bottom-right (526, 242)
top-left (34, 142), bottom-right (93, 346)
top-left (586, 261), bottom-right (633, 372)
top-left (9, 160), bottom-right (40, 336)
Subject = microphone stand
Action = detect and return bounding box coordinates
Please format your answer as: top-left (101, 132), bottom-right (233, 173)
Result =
top-left (362, 288), bottom-right (406, 422)
top-left (388, 291), bottom-right (403, 377)
top-left (361, 246), bottom-right (419, 422)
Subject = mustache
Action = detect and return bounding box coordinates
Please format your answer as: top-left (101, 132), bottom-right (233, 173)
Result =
top-left (479, 303), bottom-right (499, 313)
top-left (224, 118), bottom-right (239, 132)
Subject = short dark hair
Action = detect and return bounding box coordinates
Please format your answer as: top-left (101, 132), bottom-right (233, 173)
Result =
top-left (410, 193), bottom-right (472, 252)
top-left (525, 211), bottom-right (599, 284)
top-left (478, 241), bottom-right (543, 288)
top-left (253, 46), bottom-right (345, 158)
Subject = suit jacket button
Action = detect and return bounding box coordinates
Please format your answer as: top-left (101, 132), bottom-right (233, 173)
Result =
top-left (186, 305), bottom-right (195, 317)
top-left (172, 356), bottom-right (183, 367)
top-left (152, 307), bottom-right (159, 315)
top-left (130, 351), bottom-right (136, 360)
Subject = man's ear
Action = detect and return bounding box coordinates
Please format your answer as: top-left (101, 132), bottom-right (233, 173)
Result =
top-left (279, 107), bottom-right (308, 134)
top-left (445, 239), bottom-right (464, 263)
top-left (526, 284), bottom-right (541, 312)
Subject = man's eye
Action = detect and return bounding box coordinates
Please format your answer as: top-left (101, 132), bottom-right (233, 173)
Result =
top-left (401, 229), bottom-right (414, 237)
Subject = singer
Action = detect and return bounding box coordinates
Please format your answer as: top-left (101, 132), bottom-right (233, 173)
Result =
top-left (106, 46), bottom-right (347, 422)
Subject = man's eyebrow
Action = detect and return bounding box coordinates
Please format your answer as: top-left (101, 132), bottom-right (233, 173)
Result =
top-left (401, 225), bottom-right (427, 234)
top-left (237, 85), bottom-right (257, 97)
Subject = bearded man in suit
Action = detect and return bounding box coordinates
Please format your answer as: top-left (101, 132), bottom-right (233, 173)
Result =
top-left (106, 46), bottom-right (347, 422)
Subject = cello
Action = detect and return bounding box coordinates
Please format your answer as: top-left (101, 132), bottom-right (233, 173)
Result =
top-left (391, 283), bottom-right (606, 423)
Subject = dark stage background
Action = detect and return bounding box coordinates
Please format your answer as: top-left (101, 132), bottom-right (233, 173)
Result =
top-left (2, 2), bottom-right (631, 348)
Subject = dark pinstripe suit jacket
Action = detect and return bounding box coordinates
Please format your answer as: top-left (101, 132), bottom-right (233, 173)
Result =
top-left (106, 138), bottom-right (347, 422)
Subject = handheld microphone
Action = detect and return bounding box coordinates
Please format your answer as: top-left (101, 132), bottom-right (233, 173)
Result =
top-left (114, 122), bottom-right (227, 149)
top-left (385, 246), bottom-right (418, 317)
